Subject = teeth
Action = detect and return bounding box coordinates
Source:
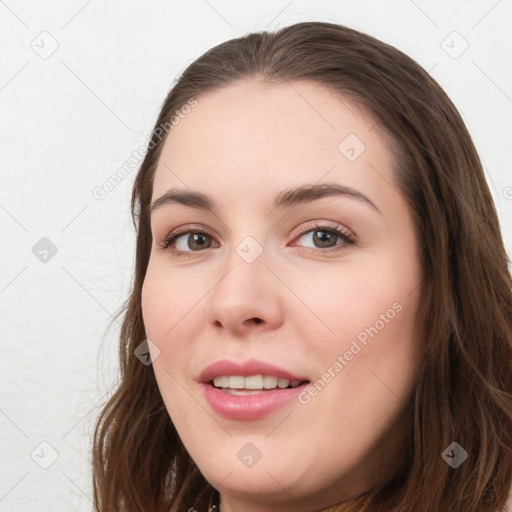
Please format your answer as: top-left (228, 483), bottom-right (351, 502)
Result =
top-left (277, 378), bottom-right (289, 389)
top-left (245, 375), bottom-right (264, 389)
top-left (224, 389), bottom-right (265, 396)
top-left (263, 375), bottom-right (278, 389)
top-left (212, 375), bottom-right (303, 390)
top-left (228, 376), bottom-right (245, 389)
top-left (213, 376), bottom-right (229, 388)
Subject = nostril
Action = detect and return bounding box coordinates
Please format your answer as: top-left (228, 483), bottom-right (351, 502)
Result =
top-left (252, 318), bottom-right (262, 324)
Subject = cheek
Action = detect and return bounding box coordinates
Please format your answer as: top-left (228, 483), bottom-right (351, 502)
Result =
top-left (141, 264), bottom-right (197, 341)
top-left (141, 274), bottom-right (193, 428)
top-left (295, 248), bottom-right (422, 395)
top-left (297, 256), bottom-right (418, 343)
top-left (140, 272), bottom-right (161, 337)
top-left (141, 271), bottom-right (187, 395)
top-left (141, 266), bottom-right (203, 390)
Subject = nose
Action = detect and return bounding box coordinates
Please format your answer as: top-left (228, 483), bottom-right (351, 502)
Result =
top-left (205, 249), bottom-right (285, 336)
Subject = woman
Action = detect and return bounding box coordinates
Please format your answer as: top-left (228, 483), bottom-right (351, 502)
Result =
top-left (91, 21), bottom-right (512, 511)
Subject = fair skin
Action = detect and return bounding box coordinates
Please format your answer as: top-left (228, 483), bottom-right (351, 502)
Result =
top-left (141, 79), bottom-right (424, 512)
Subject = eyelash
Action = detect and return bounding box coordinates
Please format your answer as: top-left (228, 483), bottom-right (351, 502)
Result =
top-left (158, 221), bottom-right (356, 258)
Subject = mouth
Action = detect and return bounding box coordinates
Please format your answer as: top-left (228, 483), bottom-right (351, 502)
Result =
top-left (199, 360), bottom-right (311, 420)
top-left (209, 375), bottom-right (308, 395)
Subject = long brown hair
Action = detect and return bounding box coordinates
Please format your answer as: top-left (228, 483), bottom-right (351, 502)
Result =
top-left (91, 21), bottom-right (512, 511)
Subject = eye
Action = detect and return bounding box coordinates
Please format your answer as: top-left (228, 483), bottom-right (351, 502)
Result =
top-left (292, 221), bottom-right (355, 252)
top-left (159, 226), bottom-right (217, 256)
top-left (159, 221), bottom-right (355, 257)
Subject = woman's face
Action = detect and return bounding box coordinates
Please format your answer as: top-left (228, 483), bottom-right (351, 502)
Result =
top-left (141, 79), bottom-right (424, 512)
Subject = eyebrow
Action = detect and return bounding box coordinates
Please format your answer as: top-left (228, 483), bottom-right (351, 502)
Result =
top-left (149, 183), bottom-right (381, 215)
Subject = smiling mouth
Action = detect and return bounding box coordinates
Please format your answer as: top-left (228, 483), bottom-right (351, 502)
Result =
top-left (210, 375), bottom-right (310, 395)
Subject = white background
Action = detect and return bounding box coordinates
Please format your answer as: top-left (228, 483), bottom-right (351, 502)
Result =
top-left (0, 1), bottom-right (511, 510)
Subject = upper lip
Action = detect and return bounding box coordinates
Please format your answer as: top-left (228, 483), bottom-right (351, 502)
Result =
top-left (198, 359), bottom-right (309, 384)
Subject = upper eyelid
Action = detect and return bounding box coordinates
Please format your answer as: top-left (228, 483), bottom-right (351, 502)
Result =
top-left (163, 221), bottom-right (350, 239)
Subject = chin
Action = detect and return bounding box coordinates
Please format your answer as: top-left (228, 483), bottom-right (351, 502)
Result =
top-left (196, 451), bottom-right (321, 500)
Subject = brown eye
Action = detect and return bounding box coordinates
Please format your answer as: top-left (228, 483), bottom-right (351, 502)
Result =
top-left (162, 231), bottom-right (214, 252)
top-left (299, 229), bottom-right (339, 249)
top-left (294, 223), bottom-right (355, 251)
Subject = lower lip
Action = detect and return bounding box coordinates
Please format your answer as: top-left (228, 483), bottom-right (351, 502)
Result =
top-left (202, 383), bottom-right (307, 420)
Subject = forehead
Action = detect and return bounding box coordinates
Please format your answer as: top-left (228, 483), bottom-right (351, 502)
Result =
top-left (152, 79), bottom-right (396, 203)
